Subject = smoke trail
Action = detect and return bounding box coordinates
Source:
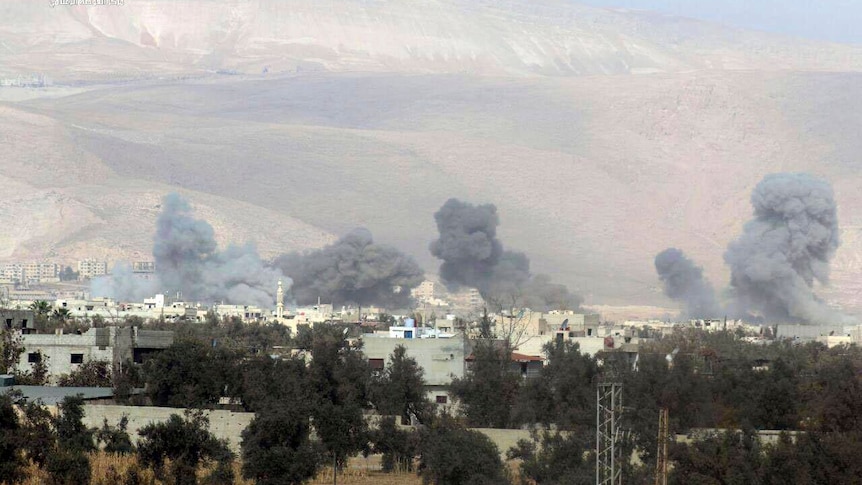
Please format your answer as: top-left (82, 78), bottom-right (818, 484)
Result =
top-left (429, 198), bottom-right (581, 311)
top-left (274, 228), bottom-right (424, 308)
top-left (92, 193), bottom-right (287, 308)
top-left (724, 173), bottom-right (842, 323)
top-left (654, 248), bottom-right (721, 318)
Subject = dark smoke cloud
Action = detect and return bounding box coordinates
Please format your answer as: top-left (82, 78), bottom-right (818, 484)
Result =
top-left (275, 228), bottom-right (424, 308)
top-left (430, 198), bottom-right (581, 311)
top-left (92, 193), bottom-right (286, 308)
top-left (724, 173), bottom-right (843, 323)
top-left (654, 248), bottom-right (721, 319)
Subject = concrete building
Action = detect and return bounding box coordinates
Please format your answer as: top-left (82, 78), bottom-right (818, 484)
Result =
top-left (411, 280), bottom-right (438, 302)
top-left (1, 309), bottom-right (36, 334)
top-left (77, 259), bottom-right (108, 280)
top-left (362, 332), bottom-right (469, 409)
top-left (214, 304), bottom-right (264, 322)
top-left (16, 326), bottom-right (174, 383)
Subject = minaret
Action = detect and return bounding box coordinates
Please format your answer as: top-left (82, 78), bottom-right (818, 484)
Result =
top-left (276, 280), bottom-right (284, 320)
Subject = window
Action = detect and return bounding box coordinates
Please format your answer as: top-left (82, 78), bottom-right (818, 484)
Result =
top-left (27, 352), bottom-right (41, 363)
top-left (4, 319), bottom-right (11, 329)
top-left (71, 353), bottom-right (84, 364)
top-left (436, 395), bottom-right (448, 404)
top-left (369, 358), bottom-right (385, 370)
top-left (21, 319), bottom-right (28, 328)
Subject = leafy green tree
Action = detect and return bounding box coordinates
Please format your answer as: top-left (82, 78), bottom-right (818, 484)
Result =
top-left (370, 416), bottom-right (419, 473)
top-left (59, 266), bottom-right (79, 281)
top-left (58, 360), bottom-right (112, 387)
top-left (513, 341), bottom-right (597, 431)
top-left (669, 430), bottom-right (763, 485)
top-left (137, 410), bottom-right (234, 485)
top-left (96, 416), bottom-right (135, 454)
top-left (0, 392), bottom-right (27, 484)
top-left (507, 430), bottom-right (593, 485)
top-left (418, 419), bottom-right (508, 485)
top-left (241, 406), bottom-right (322, 485)
top-left (144, 340), bottom-right (241, 408)
top-left (240, 355), bottom-right (323, 484)
top-left (308, 325), bottom-right (371, 483)
top-left (450, 341), bottom-right (520, 428)
top-left (370, 345), bottom-right (433, 424)
top-left (15, 351), bottom-right (50, 385)
top-left (44, 395), bottom-right (96, 485)
top-left (0, 329), bottom-right (24, 374)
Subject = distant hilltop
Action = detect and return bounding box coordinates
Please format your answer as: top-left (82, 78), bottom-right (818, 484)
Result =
top-left (3, 0), bottom-right (862, 82)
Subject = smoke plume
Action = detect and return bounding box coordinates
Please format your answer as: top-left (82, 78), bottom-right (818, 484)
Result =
top-left (429, 198), bottom-right (581, 311)
top-left (724, 173), bottom-right (842, 323)
top-left (92, 193), bottom-right (286, 308)
top-left (275, 228), bottom-right (424, 308)
top-left (654, 248), bottom-right (721, 318)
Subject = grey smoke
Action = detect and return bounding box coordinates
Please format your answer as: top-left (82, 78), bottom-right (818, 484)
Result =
top-left (92, 193), bottom-right (286, 308)
top-left (654, 248), bottom-right (721, 319)
top-left (429, 198), bottom-right (581, 311)
top-left (724, 173), bottom-right (842, 323)
top-left (274, 228), bottom-right (424, 308)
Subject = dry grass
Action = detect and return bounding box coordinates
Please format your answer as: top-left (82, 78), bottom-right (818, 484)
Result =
top-left (12, 452), bottom-right (424, 485)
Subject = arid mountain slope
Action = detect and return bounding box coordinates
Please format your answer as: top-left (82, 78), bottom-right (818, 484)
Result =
top-left (0, 1), bottom-right (860, 316)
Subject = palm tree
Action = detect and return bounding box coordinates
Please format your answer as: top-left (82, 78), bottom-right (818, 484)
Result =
top-left (51, 307), bottom-right (71, 324)
top-left (29, 300), bottom-right (51, 317)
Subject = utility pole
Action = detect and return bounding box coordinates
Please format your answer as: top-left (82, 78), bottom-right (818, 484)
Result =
top-left (655, 408), bottom-right (669, 485)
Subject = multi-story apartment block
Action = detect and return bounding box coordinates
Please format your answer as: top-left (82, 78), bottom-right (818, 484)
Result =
top-left (77, 260), bottom-right (108, 280)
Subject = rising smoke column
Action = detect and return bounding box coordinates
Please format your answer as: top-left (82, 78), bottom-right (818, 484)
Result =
top-left (429, 198), bottom-right (581, 311)
top-left (724, 173), bottom-right (842, 323)
top-left (654, 248), bottom-right (721, 318)
top-left (92, 193), bottom-right (286, 308)
top-left (428, 198), bottom-right (505, 294)
top-left (274, 228), bottom-right (424, 308)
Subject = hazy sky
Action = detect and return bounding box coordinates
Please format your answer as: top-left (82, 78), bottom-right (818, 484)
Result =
top-left (578, 0), bottom-right (860, 44)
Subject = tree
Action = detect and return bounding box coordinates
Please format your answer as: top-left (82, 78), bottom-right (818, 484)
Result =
top-left (507, 430), bottom-right (594, 485)
top-left (45, 395), bottom-right (96, 485)
top-left (0, 329), bottom-right (24, 374)
top-left (0, 392), bottom-right (27, 484)
top-left (371, 416), bottom-right (419, 473)
top-left (241, 407), bottom-right (322, 485)
top-left (137, 410), bottom-right (234, 485)
top-left (512, 340), bottom-right (597, 431)
top-left (450, 340), bottom-right (521, 428)
top-left (29, 300), bottom-right (51, 318)
top-left (59, 266), bottom-right (79, 282)
top-left (15, 351), bottom-right (50, 385)
top-left (669, 430), bottom-right (763, 485)
top-left (308, 325), bottom-right (371, 484)
top-left (144, 340), bottom-right (241, 408)
top-left (418, 419), bottom-right (508, 485)
top-left (51, 307), bottom-right (71, 325)
top-left (96, 416), bottom-right (135, 455)
top-left (58, 360), bottom-right (112, 387)
top-left (370, 345), bottom-right (434, 425)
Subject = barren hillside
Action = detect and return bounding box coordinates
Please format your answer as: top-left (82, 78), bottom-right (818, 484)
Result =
top-left (0, 0), bottom-right (860, 316)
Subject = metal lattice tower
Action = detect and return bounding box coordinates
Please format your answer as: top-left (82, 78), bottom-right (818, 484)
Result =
top-left (596, 381), bottom-right (623, 485)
